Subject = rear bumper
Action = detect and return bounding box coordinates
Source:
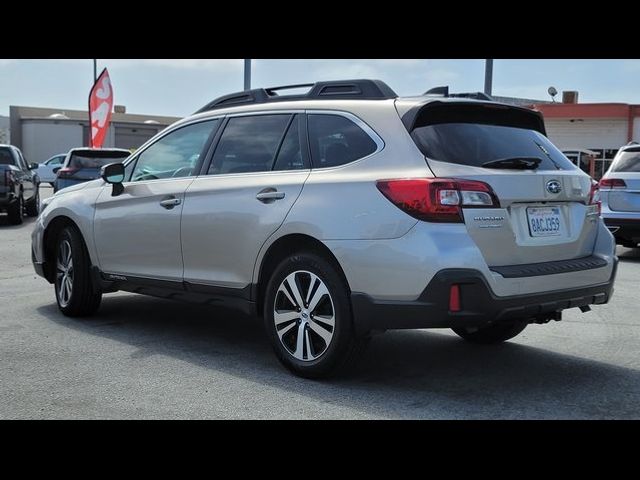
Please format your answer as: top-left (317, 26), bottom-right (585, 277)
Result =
top-left (603, 217), bottom-right (640, 244)
top-left (351, 260), bottom-right (618, 335)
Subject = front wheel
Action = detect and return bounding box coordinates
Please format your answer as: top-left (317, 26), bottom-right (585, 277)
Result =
top-left (452, 321), bottom-right (527, 345)
top-left (263, 252), bottom-right (368, 378)
top-left (54, 227), bottom-right (102, 317)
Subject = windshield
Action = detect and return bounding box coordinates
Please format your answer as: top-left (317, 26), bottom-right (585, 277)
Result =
top-left (69, 151), bottom-right (130, 169)
top-left (610, 151), bottom-right (640, 173)
top-left (0, 148), bottom-right (15, 165)
top-left (410, 123), bottom-right (576, 171)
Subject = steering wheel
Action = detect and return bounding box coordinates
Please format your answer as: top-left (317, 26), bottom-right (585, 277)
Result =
top-left (172, 166), bottom-right (193, 178)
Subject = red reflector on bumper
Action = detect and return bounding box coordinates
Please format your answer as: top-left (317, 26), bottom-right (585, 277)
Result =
top-left (449, 284), bottom-right (461, 312)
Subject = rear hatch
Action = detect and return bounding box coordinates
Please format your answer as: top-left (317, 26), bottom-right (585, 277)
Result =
top-left (404, 101), bottom-right (598, 267)
top-left (601, 147), bottom-right (640, 213)
top-left (62, 150), bottom-right (130, 181)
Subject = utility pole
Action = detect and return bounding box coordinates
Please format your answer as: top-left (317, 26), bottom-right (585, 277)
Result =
top-left (484, 59), bottom-right (493, 96)
top-left (93, 59), bottom-right (97, 83)
top-left (244, 59), bottom-right (252, 91)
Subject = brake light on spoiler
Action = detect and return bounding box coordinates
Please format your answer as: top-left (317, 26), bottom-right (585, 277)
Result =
top-left (376, 178), bottom-right (500, 223)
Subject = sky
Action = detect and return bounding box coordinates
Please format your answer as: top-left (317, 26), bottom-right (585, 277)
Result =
top-left (1, 59), bottom-right (640, 118)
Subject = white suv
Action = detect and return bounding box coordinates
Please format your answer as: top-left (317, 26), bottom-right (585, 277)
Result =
top-left (31, 79), bottom-right (618, 378)
top-left (600, 142), bottom-right (640, 248)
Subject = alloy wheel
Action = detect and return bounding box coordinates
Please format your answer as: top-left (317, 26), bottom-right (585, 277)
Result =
top-left (273, 270), bottom-right (335, 361)
top-left (56, 239), bottom-right (74, 307)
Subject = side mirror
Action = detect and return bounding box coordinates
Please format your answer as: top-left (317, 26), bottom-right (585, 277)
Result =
top-left (100, 162), bottom-right (125, 197)
top-left (29, 162), bottom-right (39, 170)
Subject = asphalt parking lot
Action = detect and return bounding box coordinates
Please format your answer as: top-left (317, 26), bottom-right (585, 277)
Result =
top-left (1, 186), bottom-right (639, 419)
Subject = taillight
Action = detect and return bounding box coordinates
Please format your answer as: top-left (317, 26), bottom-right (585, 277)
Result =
top-left (376, 178), bottom-right (500, 223)
top-left (449, 284), bottom-right (461, 312)
top-left (4, 170), bottom-right (13, 188)
top-left (599, 178), bottom-right (627, 189)
top-left (56, 167), bottom-right (78, 179)
top-left (589, 181), bottom-right (601, 216)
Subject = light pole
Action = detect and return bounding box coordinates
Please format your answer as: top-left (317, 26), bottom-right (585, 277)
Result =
top-left (93, 59), bottom-right (97, 83)
top-left (484, 59), bottom-right (493, 96)
top-left (244, 59), bottom-right (251, 91)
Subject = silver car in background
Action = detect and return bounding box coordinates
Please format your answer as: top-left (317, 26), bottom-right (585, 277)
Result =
top-left (600, 142), bottom-right (640, 248)
top-left (31, 79), bottom-right (617, 378)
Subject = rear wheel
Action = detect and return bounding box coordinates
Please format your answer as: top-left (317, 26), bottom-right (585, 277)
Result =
top-left (7, 193), bottom-right (23, 225)
top-left (54, 227), bottom-right (102, 317)
top-left (263, 252), bottom-right (368, 378)
top-left (452, 321), bottom-right (527, 345)
top-left (25, 187), bottom-right (40, 217)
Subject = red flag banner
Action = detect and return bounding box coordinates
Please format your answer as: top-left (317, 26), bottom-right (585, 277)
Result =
top-left (88, 68), bottom-right (114, 148)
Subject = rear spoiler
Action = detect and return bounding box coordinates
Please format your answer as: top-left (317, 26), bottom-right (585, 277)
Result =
top-left (400, 100), bottom-right (547, 136)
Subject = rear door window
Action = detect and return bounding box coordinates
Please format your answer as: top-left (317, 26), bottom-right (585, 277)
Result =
top-left (307, 114), bottom-right (377, 168)
top-left (272, 115), bottom-right (307, 171)
top-left (610, 149), bottom-right (640, 172)
top-left (209, 115), bottom-right (291, 175)
top-left (410, 122), bottom-right (576, 171)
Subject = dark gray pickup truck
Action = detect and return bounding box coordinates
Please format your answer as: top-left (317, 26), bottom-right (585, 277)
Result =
top-left (0, 144), bottom-right (40, 225)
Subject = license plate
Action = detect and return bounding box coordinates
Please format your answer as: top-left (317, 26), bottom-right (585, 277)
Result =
top-left (527, 207), bottom-right (562, 237)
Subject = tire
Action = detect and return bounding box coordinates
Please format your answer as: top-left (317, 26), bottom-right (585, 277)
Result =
top-left (452, 321), bottom-right (527, 345)
top-left (263, 252), bottom-right (368, 379)
top-left (25, 187), bottom-right (40, 217)
top-left (7, 193), bottom-right (23, 225)
top-left (54, 226), bottom-right (102, 317)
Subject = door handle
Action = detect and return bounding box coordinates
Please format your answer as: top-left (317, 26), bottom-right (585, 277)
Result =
top-left (256, 189), bottom-right (285, 203)
top-left (160, 196), bottom-right (182, 209)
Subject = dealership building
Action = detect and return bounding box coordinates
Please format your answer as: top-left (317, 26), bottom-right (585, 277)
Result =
top-left (8, 105), bottom-right (180, 164)
top-left (527, 93), bottom-right (640, 177)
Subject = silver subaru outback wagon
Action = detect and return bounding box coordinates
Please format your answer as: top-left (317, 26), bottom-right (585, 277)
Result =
top-left (31, 79), bottom-right (617, 378)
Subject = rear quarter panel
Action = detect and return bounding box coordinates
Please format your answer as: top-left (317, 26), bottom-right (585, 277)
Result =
top-left (252, 101), bottom-right (431, 284)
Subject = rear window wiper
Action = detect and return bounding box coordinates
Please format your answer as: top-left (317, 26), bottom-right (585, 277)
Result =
top-left (481, 157), bottom-right (542, 170)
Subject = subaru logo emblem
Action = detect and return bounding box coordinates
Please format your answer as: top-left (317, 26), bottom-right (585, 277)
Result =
top-left (546, 180), bottom-right (562, 194)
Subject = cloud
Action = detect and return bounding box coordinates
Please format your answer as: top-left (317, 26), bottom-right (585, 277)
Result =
top-left (620, 60), bottom-right (640, 72)
top-left (104, 59), bottom-right (242, 71)
top-left (495, 85), bottom-right (551, 101)
top-left (422, 66), bottom-right (461, 84)
top-left (310, 61), bottom-right (380, 80)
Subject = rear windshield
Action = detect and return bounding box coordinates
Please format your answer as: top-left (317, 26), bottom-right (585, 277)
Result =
top-left (411, 123), bottom-right (576, 171)
top-left (0, 148), bottom-right (15, 165)
top-left (610, 151), bottom-right (640, 172)
top-left (69, 151), bottom-right (130, 169)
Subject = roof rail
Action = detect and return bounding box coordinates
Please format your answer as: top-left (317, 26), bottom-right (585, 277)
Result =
top-left (423, 86), bottom-right (493, 101)
top-left (195, 79), bottom-right (398, 114)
